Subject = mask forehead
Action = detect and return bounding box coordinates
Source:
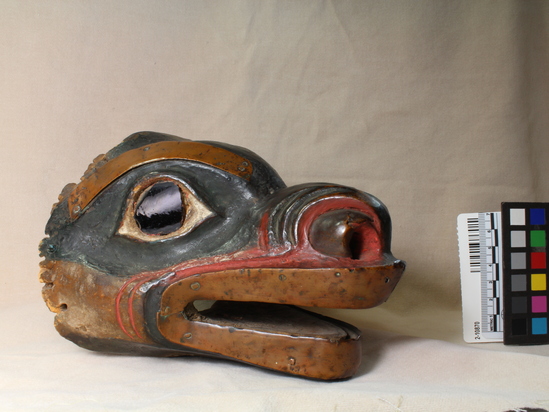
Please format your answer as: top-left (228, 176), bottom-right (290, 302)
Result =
top-left (68, 141), bottom-right (253, 220)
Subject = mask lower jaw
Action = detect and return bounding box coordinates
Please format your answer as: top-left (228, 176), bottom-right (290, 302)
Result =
top-left (156, 300), bottom-right (363, 380)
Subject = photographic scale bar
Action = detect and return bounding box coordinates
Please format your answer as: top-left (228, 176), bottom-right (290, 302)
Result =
top-left (458, 203), bottom-right (549, 345)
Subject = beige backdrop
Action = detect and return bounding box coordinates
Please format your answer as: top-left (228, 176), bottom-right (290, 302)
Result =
top-left (1, 1), bottom-right (548, 411)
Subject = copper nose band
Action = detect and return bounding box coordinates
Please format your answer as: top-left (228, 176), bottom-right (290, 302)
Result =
top-left (68, 141), bottom-right (253, 220)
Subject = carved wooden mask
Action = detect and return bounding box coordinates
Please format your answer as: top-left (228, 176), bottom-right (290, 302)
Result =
top-left (39, 132), bottom-right (405, 380)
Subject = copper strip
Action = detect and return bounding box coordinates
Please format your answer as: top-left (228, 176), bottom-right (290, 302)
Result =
top-left (160, 265), bottom-right (405, 315)
top-left (68, 141), bottom-right (253, 219)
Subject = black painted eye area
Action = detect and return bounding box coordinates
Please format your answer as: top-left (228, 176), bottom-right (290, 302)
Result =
top-left (119, 176), bottom-right (215, 242)
top-left (135, 182), bottom-right (185, 235)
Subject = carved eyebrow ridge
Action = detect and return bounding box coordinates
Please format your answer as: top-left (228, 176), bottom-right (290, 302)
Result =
top-left (67, 141), bottom-right (253, 220)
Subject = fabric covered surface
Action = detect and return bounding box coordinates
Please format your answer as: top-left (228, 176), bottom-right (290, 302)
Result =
top-left (1, 1), bottom-right (548, 410)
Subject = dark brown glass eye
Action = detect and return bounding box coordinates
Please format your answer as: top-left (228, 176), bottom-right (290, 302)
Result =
top-left (135, 182), bottom-right (185, 235)
top-left (119, 177), bottom-right (214, 242)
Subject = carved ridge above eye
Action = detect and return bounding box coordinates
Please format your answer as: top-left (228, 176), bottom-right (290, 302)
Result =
top-left (118, 176), bottom-right (215, 242)
top-left (68, 141), bottom-right (253, 220)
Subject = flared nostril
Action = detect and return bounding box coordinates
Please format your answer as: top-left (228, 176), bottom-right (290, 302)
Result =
top-left (348, 230), bottom-right (364, 260)
top-left (309, 210), bottom-right (379, 260)
top-left (309, 214), bottom-right (352, 258)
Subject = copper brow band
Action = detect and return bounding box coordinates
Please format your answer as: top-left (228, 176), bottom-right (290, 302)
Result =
top-left (67, 141), bottom-right (253, 220)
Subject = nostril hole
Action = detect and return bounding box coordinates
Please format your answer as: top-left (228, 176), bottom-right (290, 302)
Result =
top-left (59, 304), bottom-right (68, 311)
top-left (309, 210), bottom-right (378, 259)
top-left (349, 231), bottom-right (363, 260)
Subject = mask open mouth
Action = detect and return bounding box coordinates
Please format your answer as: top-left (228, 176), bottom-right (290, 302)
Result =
top-left (141, 257), bottom-right (405, 380)
top-left (186, 300), bottom-right (360, 343)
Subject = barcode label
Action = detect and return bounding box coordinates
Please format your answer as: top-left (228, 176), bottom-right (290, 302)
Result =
top-left (467, 216), bottom-right (481, 273)
top-left (458, 212), bottom-right (503, 343)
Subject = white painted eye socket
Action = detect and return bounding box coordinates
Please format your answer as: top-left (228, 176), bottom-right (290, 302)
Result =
top-left (118, 176), bottom-right (215, 242)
